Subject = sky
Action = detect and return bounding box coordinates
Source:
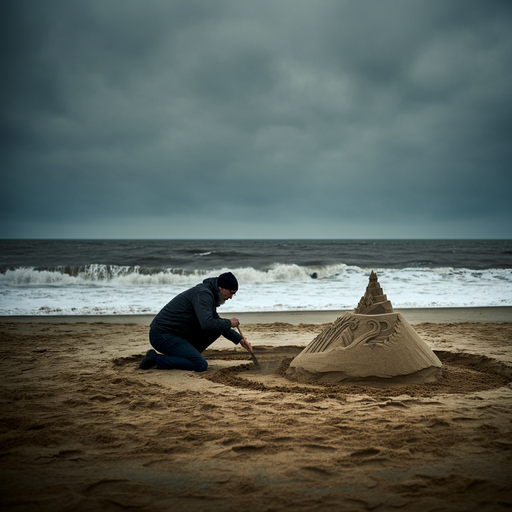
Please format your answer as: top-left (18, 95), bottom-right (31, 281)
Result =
top-left (1, 0), bottom-right (512, 239)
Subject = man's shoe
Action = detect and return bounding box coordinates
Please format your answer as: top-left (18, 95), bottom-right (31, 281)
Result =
top-left (139, 349), bottom-right (158, 370)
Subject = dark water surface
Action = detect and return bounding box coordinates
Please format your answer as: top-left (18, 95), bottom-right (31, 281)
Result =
top-left (1, 239), bottom-right (511, 273)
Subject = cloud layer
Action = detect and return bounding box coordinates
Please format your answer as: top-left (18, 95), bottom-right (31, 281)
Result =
top-left (2, 0), bottom-right (512, 238)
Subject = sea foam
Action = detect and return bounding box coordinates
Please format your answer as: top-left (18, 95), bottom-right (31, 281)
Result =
top-left (0, 264), bottom-right (511, 315)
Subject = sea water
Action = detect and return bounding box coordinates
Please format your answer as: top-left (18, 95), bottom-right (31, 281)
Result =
top-left (0, 239), bottom-right (511, 315)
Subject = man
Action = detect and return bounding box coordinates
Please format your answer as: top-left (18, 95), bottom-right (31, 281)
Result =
top-left (139, 271), bottom-right (252, 371)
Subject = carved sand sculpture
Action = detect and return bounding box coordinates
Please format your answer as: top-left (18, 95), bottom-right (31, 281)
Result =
top-left (286, 271), bottom-right (442, 385)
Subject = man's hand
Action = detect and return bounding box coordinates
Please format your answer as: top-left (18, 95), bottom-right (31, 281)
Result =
top-left (239, 337), bottom-right (253, 353)
top-left (230, 317), bottom-right (240, 327)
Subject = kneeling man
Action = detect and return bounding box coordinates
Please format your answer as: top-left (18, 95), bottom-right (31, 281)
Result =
top-left (139, 272), bottom-right (252, 371)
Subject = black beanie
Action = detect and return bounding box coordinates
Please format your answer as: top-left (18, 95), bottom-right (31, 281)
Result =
top-left (217, 272), bottom-right (238, 290)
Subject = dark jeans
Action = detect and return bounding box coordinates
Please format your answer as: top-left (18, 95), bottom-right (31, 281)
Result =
top-left (149, 329), bottom-right (220, 372)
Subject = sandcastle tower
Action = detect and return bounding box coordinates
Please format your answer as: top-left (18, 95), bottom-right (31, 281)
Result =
top-left (286, 272), bottom-right (442, 385)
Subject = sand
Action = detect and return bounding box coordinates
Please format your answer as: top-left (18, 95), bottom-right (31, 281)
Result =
top-left (1, 309), bottom-right (512, 511)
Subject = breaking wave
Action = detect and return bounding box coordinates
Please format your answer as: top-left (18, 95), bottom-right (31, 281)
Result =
top-left (0, 263), bottom-right (347, 286)
top-left (1, 263), bottom-right (511, 315)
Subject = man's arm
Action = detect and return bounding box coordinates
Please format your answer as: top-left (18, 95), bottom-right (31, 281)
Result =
top-left (222, 325), bottom-right (253, 353)
top-left (192, 290), bottom-right (231, 331)
top-left (222, 327), bottom-right (243, 344)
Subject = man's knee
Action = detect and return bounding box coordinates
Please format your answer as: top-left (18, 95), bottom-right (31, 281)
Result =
top-left (193, 359), bottom-right (208, 372)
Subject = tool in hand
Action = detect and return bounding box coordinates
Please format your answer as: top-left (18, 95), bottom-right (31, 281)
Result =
top-left (237, 325), bottom-right (260, 370)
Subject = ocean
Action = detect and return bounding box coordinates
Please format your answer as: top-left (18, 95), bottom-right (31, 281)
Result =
top-left (1, 239), bottom-right (511, 316)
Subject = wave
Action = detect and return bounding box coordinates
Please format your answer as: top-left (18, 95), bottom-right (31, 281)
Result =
top-left (1, 263), bottom-right (511, 288)
top-left (1, 264), bottom-right (511, 315)
top-left (0, 263), bottom-right (349, 286)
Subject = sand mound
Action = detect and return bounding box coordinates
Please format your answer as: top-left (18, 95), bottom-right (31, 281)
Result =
top-left (287, 272), bottom-right (442, 384)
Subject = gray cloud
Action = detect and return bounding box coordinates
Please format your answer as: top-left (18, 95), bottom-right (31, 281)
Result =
top-left (2, 0), bottom-right (512, 238)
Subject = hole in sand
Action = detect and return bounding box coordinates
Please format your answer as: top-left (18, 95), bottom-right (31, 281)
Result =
top-left (202, 349), bottom-right (512, 398)
top-left (116, 346), bottom-right (512, 398)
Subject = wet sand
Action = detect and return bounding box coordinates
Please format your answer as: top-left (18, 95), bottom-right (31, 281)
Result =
top-left (3, 306), bottom-right (512, 325)
top-left (1, 309), bottom-right (512, 511)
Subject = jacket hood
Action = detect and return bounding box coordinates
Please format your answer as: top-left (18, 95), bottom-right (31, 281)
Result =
top-left (202, 277), bottom-right (219, 294)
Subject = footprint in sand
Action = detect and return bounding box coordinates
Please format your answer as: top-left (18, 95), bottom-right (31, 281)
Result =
top-left (231, 442), bottom-right (267, 453)
top-left (350, 448), bottom-right (381, 458)
top-left (303, 444), bottom-right (337, 452)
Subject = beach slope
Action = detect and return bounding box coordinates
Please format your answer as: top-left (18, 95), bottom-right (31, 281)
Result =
top-left (1, 310), bottom-right (511, 511)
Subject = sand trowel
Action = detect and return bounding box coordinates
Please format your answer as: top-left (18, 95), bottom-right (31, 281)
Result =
top-left (237, 325), bottom-right (261, 371)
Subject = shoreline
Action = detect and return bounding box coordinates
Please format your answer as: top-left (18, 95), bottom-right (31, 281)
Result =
top-left (1, 306), bottom-right (511, 325)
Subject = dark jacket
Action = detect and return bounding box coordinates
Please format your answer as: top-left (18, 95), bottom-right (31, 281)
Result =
top-left (150, 277), bottom-right (242, 345)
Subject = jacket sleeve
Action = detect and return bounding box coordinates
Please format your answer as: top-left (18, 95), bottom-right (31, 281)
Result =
top-left (221, 328), bottom-right (243, 344)
top-left (191, 289), bottom-right (232, 332)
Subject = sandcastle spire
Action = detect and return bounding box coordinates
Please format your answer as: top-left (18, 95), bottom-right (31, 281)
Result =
top-left (354, 270), bottom-right (393, 315)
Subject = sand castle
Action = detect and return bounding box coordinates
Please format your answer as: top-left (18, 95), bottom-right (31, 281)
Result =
top-left (286, 271), bottom-right (442, 384)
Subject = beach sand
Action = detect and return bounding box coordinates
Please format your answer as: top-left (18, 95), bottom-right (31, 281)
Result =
top-left (1, 308), bottom-right (512, 511)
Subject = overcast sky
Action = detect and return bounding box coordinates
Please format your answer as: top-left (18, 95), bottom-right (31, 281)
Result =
top-left (2, 0), bottom-right (511, 239)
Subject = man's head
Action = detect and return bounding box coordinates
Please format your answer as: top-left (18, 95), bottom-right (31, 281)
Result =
top-left (217, 272), bottom-right (238, 304)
